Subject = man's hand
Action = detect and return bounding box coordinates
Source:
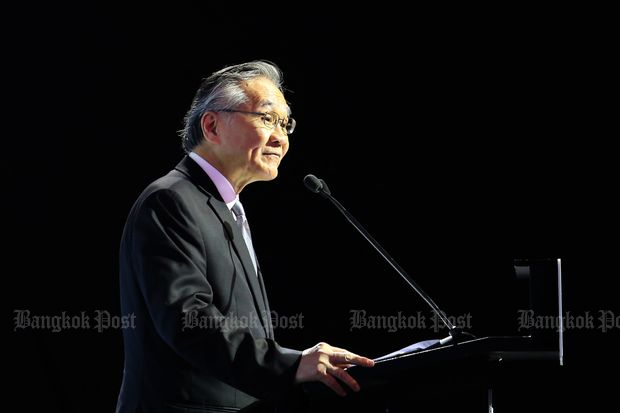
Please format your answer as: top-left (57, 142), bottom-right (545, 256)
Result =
top-left (294, 342), bottom-right (375, 396)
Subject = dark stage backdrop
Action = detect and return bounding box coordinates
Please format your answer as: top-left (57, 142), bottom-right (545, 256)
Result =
top-left (5, 5), bottom-right (617, 412)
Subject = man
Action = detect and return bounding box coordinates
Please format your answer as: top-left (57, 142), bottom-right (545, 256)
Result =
top-left (116, 61), bottom-right (374, 412)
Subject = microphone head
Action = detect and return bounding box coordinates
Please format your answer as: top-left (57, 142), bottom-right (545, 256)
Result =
top-left (318, 179), bottom-right (331, 195)
top-left (303, 174), bottom-right (323, 193)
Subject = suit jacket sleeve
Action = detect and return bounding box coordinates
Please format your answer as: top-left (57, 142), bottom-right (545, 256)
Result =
top-left (127, 187), bottom-right (301, 399)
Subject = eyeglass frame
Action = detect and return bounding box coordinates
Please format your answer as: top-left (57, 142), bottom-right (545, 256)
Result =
top-left (214, 109), bottom-right (296, 134)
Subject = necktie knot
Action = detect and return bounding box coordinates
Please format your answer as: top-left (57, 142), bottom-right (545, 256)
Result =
top-left (232, 201), bottom-right (246, 223)
top-left (231, 200), bottom-right (257, 275)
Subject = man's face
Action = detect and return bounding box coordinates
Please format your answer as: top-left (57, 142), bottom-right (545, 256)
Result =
top-left (216, 77), bottom-right (291, 186)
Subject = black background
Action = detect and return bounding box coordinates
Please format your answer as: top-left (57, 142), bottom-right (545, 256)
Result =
top-left (5, 5), bottom-right (618, 412)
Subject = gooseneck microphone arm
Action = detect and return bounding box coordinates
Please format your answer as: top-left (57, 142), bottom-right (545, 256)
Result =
top-left (303, 174), bottom-right (466, 344)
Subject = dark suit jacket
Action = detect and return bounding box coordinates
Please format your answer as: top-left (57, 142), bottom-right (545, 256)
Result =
top-left (116, 156), bottom-right (302, 413)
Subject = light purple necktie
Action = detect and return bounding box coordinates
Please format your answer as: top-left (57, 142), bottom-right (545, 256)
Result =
top-left (232, 200), bottom-right (258, 275)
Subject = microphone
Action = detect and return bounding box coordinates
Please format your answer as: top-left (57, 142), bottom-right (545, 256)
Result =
top-left (303, 174), bottom-right (472, 345)
top-left (303, 174), bottom-right (330, 196)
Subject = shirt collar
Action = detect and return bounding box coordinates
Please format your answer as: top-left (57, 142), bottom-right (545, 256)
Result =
top-left (188, 152), bottom-right (238, 210)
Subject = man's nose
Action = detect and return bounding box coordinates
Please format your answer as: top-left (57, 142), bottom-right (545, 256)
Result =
top-left (269, 129), bottom-right (287, 145)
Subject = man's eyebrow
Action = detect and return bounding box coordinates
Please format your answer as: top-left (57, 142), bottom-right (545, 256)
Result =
top-left (258, 100), bottom-right (274, 109)
top-left (258, 100), bottom-right (291, 115)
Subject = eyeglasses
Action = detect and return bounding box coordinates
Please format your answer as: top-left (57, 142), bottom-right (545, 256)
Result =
top-left (216, 109), bottom-right (296, 134)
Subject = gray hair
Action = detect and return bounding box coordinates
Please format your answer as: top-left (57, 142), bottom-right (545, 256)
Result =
top-left (179, 60), bottom-right (286, 153)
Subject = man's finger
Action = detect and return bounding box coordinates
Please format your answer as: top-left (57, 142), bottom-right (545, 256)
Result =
top-left (321, 373), bottom-right (347, 397)
top-left (331, 352), bottom-right (375, 367)
top-left (327, 365), bottom-right (360, 392)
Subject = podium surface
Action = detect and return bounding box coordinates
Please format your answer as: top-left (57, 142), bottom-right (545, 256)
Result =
top-left (299, 258), bottom-right (564, 412)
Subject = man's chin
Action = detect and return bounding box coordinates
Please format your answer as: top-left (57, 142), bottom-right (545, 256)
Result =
top-left (255, 168), bottom-right (279, 182)
top-left (265, 170), bottom-right (279, 180)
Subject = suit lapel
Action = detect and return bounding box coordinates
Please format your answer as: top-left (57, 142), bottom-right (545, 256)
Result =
top-left (257, 266), bottom-right (274, 339)
top-left (207, 198), bottom-right (270, 334)
top-left (174, 156), bottom-right (270, 337)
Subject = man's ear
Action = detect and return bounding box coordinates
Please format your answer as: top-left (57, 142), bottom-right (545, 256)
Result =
top-left (200, 112), bottom-right (220, 144)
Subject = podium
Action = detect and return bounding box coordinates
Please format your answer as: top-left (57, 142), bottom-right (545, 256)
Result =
top-left (298, 259), bottom-right (564, 412)
top-left (302, 336), bottom-right (560, 412)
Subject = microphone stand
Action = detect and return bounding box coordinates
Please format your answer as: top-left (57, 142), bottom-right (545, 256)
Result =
top-left (306, 175), bottom-right (472, 345)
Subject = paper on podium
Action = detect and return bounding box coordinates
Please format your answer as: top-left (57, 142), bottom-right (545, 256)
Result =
top-left (373, 339), bottom-right (442, 362)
